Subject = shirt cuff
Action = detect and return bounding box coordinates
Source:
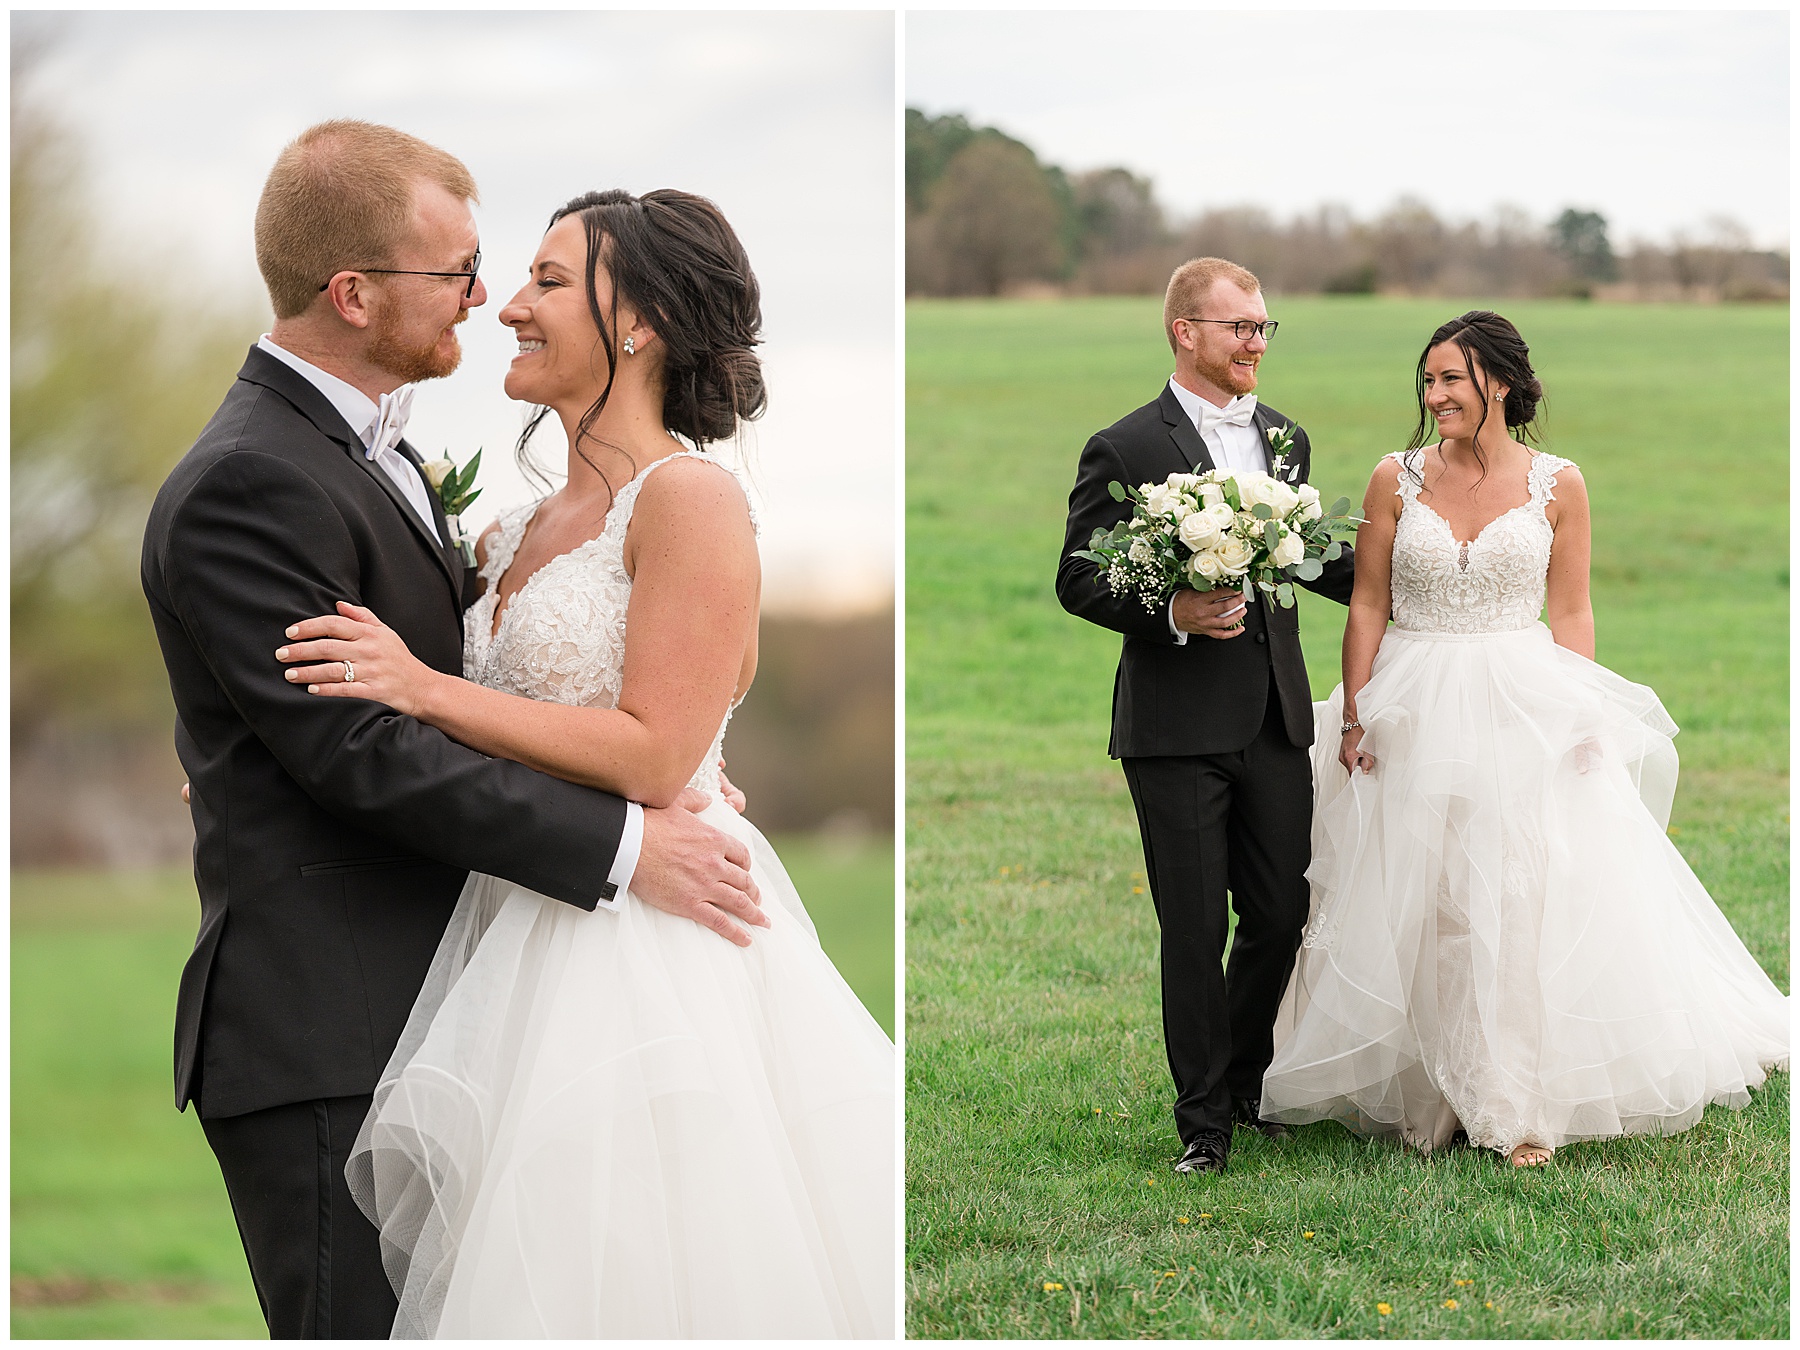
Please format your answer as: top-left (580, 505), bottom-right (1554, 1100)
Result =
top-left (596, 801), bottom-right (643, 912)
top-left (1167, 594), bottom-right (1188, 646)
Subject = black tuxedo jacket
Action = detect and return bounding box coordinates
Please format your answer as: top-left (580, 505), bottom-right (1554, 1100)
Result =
top-left (1056, 383), bottom-right (1356, 758)
top-left (142, 346), bottom-right (629, 1119)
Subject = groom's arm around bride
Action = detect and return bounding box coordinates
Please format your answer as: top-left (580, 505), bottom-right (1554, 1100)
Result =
top-left (140, 120), bottom-right (760, 1339)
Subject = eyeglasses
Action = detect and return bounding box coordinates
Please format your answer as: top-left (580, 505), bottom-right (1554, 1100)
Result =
top-left (1178, 317), bottom-right (1279, 341)
top-left (319, 250), bottom-right (482, 299)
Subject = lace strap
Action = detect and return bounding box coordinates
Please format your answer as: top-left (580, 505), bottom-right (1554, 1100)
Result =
top-left (477, 501), bottom-right (540, 588)
top-left (1388, 449), bottom-right (1424, 504)
top-left (1527, 452), bottom-right (1575, 507)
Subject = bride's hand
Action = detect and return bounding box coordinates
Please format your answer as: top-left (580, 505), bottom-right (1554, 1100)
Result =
top-left (1340, 726), bottom-right (1375, 776)
top-left (276, 602), bottom-right (444, 718)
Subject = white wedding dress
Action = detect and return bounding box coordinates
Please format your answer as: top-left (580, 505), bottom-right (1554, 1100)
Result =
top-left (1262, 450), bottom-right (1786, 1157)
top-left (346, 451), bottom-right (894, 1338)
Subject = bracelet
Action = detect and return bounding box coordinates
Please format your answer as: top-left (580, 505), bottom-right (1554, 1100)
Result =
top-left (1341, 718), bottom-right (1361, 734)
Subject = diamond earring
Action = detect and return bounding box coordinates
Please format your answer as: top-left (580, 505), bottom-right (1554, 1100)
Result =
top-left (623, 336), bottom-right (636, 356)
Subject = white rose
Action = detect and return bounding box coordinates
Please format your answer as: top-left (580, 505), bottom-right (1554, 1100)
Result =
top-left (1271, 530), bottom-right (1306, 567)
top-left (1268, 481), bottom-right (1302, 518)
top-left (1198, 482), bottom-right (1227, 507)
top-left (1204, 502), bottom-right (1238, 532)
top-left (1178, 511), bottom-right (1223, 552)
top-left (1128, 537), bottom-right (1154, 563)
top-left (1170, 472), bottom-right (1204, 490)
top-left (1216, 535), bottom-right (1254, 574)
top-left (1143, 483), bottom-right (1182, 519)
top-left (1296, 483), bottom-right (1323, 521)
top-left (1188, 551), bottom-right (1225, 585)
top-left (419, 457), bottom-right (456, 490)
top-left (1235, 473), bottom-right (1278, 510)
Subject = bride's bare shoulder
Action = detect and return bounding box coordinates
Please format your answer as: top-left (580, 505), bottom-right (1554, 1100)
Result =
top-left (1362, 453), bottom-right (1406, 518)
top-left (628, 453), bottom-right (756, 554)
top-left (1367, 454), bottom-right (1404, 489)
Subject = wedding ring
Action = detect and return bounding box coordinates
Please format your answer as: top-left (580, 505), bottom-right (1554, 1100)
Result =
top-left (342, 660), bottom-right (356, 684)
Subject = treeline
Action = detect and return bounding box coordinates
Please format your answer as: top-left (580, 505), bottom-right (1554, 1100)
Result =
top-left (906, 109), bottom-right (1789, 302)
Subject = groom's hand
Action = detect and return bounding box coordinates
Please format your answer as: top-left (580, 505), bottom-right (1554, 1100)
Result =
top-left (1172, 587), bottom-right (1249, 640)
top-left (633, 790), bottom-right (768, 946)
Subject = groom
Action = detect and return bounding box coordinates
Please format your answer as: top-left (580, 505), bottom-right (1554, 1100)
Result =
top-left (1056, 258), bottom-right (1355, 1176)
top-left (141, 121), bottom-right (764, 1338)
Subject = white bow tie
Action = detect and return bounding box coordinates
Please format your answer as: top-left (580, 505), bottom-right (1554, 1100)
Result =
top-left (1196, 394), bottom-right (1258, 436)
top-left (367, 385), bottom-right (415, 461)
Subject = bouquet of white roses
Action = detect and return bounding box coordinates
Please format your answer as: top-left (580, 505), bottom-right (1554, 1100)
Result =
top-left (1074, 437), bottom-right (1360, 612)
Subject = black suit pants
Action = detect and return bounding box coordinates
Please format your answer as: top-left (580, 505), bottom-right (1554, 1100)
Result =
top-left (200, 1094), bottom-right (397, 1339)
top-left (1122, 684), bottom-right (1312, 1146)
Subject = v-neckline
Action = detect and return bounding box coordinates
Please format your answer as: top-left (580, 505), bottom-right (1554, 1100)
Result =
top-left (483, 450), bottom-right (693, 641)
top-left (485, 504), bottom-right (611, 640)
top-left (1411, 448), bottom-right (1543, 549)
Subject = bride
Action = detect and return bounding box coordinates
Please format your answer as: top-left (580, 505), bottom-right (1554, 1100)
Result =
top-left (1261, 310), bottom-right (1786, 1167)
top-left (276, 189), bottom-right (892, 1336)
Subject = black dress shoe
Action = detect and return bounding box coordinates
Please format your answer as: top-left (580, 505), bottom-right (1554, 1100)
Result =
top-left (1174, 1130), bottom-right (1230, 1175)
top-left (1233, 1097), bottom-right (1291, 1140)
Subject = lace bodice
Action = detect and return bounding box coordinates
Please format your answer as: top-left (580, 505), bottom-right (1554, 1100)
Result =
top-left (1387, 450), bottom-right (1574, 635)
top-left (462, 450), bottom-right (754, 797)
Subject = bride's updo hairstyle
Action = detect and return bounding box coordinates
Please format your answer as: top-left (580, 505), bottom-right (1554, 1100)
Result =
top-left (1402, 309), bottom-right (1546, 486)
top-left (518, 188), bottom-right (766, 486)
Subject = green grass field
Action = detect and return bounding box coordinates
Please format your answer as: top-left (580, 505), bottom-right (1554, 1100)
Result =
top-left (12, 837), bottom-right (893, 1339)
top-left (905, 296), bottom-right (1788, 1338)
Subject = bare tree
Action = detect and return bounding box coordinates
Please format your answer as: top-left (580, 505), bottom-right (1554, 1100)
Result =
top-left (911, 137), bottom-right (1066, 296)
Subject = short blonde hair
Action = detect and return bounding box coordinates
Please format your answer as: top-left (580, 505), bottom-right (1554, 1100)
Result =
top-left (255, 120), bottom-right (479, 319)
top-left (1162, 257), bottom-right (1261, 353)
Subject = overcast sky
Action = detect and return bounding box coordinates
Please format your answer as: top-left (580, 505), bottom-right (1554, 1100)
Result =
top-left (908, 10), bottom-right (1788, 249)
top-left (16, 10), bottom-right (895, 613)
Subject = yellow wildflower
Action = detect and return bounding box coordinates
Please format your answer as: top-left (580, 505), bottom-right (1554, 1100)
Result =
top-left (1043, 1281), bottom-right (1064, 1292)
top-left (1178, 1216), bottom-right (1190, 1224)
top-left (1376, 1303), bottom-right (1392, 1316)
top-left (1132, 885), bottom-right (1145, 894)
top-left (1443, 1299), bottom-right (1459, 1310)
top-left (1303, 1231), bottom-right (1315, 1239)
top-left (1485, 1302), bottom-right (1494, 1310)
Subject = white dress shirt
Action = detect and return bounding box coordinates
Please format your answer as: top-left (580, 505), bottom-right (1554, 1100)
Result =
top-left (1164, 376), bottom-right (1270, 644)
top-left (257, 336), bottom-right (441, 542)
top-left (257, 335), bottom-right (643, 904)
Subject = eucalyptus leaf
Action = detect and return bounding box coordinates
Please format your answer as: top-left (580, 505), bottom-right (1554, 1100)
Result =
top-left (1293, 558), bottom-right (1323, 581)
top-left (1108, 481), bottom-right (1127, 502)
top-left (1323, 541), bottom-right (1343, 562)
top-left (1277, 582), bottom-right (1295, 606)
top-left (1252, 503), bottom-right (1273, 520)
top-left (1330, 496), bottom-right (1351, 516)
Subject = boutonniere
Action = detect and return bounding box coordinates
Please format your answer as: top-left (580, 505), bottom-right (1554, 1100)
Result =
top-left (1265, 423), bottom-right (1301, 482)
top-left (420, 449), bottom-right (483, 566)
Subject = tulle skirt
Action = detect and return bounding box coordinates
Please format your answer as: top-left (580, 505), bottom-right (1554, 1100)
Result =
top-left (1262, 622), bottom-right (1787, 1156)
top-left (346, 798), bottom-right (895, 1338)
